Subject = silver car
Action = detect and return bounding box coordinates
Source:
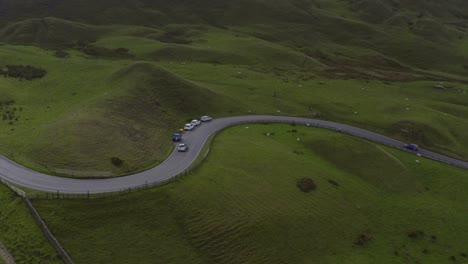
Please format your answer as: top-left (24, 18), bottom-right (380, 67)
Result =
top-left (184, 123), bottom-right (195, 131)
top-left (201, 116), bottom-right (212, 122)
top-left (191, 119), bottom-right (201, 126)
top-left (177, 143), bottom-right (188, 152)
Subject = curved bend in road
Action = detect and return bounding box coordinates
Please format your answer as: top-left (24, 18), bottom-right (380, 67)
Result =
top-left (1, 115), bottom-right (467, 194)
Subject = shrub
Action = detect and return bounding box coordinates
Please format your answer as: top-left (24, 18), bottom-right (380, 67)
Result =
top-left (0, 65), bottom-right (46, 80)
top-left (354, 234), bottom-right (372, 246)
top-left (76, 43), bottom-right (133, 59)
top-left (111, 157), bottom-right (124, 167)
top-left (296, 178), bottom-right (317, 192)
top-left (328, 179), bottom-right (340, 187)
top-left (54, 50), bottom-right (70, 58)
top-left (407, 230), bottom-right (425, 239)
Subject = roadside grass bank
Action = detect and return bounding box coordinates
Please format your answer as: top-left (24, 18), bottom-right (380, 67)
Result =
top-left (0, 184), bottom-right (61, 264)
top-left (33, 124), bottom-right (468, 264)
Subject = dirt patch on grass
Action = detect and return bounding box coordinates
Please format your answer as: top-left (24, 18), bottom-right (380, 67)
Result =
top-left (296, 178), bottom-right (317, 192)
top-left (0, 241), bottom-right (16, 264)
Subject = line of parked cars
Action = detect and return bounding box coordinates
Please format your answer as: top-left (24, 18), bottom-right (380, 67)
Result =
top-left (173, 116), bottom-right (212, 152)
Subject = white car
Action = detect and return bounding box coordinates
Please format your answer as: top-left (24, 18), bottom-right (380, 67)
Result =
top-left (201, 116), bottom-right (212, 122)
top-left (184, 123), bottom-right (195, 131)
top-left (191, 119), bottom-right (201, 126)
top-left (177, 143), bottom-right (188, 152)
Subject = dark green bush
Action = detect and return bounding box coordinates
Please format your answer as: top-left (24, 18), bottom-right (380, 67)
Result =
top-left (0, 65), bottom-right (46, 80)
top-left (111, 157), bottom-right (124, 167)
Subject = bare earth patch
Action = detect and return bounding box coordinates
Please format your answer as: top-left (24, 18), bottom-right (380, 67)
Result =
top-left (0, 242), bottom-right (16, 264)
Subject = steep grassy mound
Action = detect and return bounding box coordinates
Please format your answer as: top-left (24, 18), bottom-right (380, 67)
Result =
top-left (29, 62), bottom-right (238, 175)
top-left (0, 17), bottom-right (100, 48)
top-left (34, 124), bottom-right (468, 263)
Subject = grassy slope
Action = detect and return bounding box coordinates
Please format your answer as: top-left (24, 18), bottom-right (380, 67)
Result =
top-left (0, 45), bottom-right (238, 176)
top-left (0, 1), bottom-right (467, 176)
top-left (163, 62), bottom-right (468, 160)
top-left (0, 185), bottom-right (61, 264)
top-left (1, 41), bottom-right (468, 177)
top-left (34, 124), bottom-right (468, 264)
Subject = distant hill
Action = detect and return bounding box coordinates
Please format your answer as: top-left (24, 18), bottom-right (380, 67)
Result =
top-left (1, 0), bottom-right (467, 75)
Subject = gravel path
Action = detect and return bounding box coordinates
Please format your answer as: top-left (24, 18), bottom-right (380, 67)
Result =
top-left (0, 242), bottom-right (16, 264)
top-left (0, 115), bottom-right (467, 194)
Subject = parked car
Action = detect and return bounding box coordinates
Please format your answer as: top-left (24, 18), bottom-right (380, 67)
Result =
top-left (177, 143), bottom-right (188, 152)
top-left (191, 119), bottom-right (201, 126)
top-left (184, 123), bottom-right (195, 131)
top-left (404, 143), bottom-right (419, 151)
top-left (172, 133), bottom-right (182, 142)
top-left (201, 115), bottom-right (212, 122)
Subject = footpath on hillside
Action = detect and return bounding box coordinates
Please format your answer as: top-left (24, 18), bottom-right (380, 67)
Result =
top-left (0, 242), bottom-right (15, 264)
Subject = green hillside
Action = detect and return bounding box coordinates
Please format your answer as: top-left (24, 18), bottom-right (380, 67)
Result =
top-left (34, 124), bottom-right (468, 264)
top-left (0, 0), bottom-right (467, 176)
top-left (0, 2), bottom-right (467, 263)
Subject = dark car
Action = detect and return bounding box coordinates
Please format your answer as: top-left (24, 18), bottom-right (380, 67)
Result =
top-left (172, 133), bottom-right (182, 142)
top-left (404, 143), bottom-right (418, 151)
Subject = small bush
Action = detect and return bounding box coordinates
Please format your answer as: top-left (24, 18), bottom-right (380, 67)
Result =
top-left (328, 179), bottom-right (340, 187)
top-left (407, 230), bottom-right (425, 239)
top-left (0, 65), bottom-right (46, 80)
top-left (54, 50), bottom-right (70, 58)
top-left (354, 234), bottom-right (372, 246)
top-left (111, 157), bottom-right (124, 167)
top-left (76, 42), bottom-right (133, 59)
top-left (297, 178), bottom-right (317, 192)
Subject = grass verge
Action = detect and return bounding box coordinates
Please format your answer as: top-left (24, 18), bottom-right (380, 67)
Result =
top-left (0, 184), bottom-right (61, 264)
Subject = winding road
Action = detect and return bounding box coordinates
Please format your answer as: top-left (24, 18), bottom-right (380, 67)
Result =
top-left (0, 115), bottom-right (467, 194)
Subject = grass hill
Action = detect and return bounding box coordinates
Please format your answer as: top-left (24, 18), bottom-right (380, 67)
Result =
top-left (1, 0), bottom-right (468, 73)
top-left (0, 17), bottom-right (100, 47)
top-left (0, 0), bottom-right (467, 176)
top-left (0, 2), bottom-right (467, 263)
top-left (33, 124), bottom-right (468, 264)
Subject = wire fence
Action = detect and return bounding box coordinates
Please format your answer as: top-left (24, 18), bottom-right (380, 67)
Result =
top-left (22, 133), bottom-right (215, 200)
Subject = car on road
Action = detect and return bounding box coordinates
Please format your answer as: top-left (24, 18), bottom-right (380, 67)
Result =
top-left (404, 143), bottom-right (419, 151)
top-left (184, 123), bottom-right (195, 131)
top-left (177, 143), bottom-right (188, 152)
top-left (201, 116), bottom-right (212, 122)
top-left (172, 133), bottom-right (182, 142)
top-left (191, 119), bottom-right (201, 126)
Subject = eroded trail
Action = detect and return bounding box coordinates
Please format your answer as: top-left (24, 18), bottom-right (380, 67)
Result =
top-left (0, 242), bottom-right (16, 264)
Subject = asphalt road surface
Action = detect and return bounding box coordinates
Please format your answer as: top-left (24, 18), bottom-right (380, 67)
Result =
top-left (0, 115), bottom-right (467, 194)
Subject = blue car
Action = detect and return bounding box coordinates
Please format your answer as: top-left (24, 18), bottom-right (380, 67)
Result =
top-left (404, 143), bottom-right (418, 151)
top-left (172, 133), bottom-right (182, 142)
